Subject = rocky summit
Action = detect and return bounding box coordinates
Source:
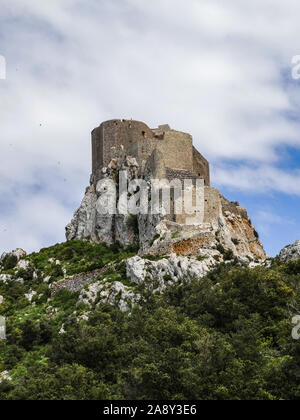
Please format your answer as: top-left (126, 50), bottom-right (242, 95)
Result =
top-left (66, 119), bottom-right (267, 264)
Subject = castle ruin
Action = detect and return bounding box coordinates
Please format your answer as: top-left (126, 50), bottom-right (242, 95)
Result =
top-left (91, 119), bottom-right (210, 187)
top-left (66, 119), bottom-right (267, 261)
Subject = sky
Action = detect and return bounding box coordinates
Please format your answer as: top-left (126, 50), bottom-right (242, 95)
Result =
top-left (1, 0), bottom-right (300, 257)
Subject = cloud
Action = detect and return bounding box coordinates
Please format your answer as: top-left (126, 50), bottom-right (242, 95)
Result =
top-left (1, 0), bottom-right (300, 253)
top-left (213, 165), bottom-right (300, 195)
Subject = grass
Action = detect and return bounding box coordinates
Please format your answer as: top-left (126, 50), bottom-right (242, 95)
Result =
top-left (171, 231), bottom-right (180, 239)
top-left (149, 234), bottom-right (160, 247)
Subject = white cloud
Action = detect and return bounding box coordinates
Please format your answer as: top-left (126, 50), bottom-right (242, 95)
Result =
top-left (1, 0), bottom-right (300, 253)
top-left (213, 165), bottom-right (300, 195)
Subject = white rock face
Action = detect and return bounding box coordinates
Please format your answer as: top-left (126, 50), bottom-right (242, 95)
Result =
top-left (25, 290), bottom-right (37, 303)
top-left (0, 274), bottom-right (13, 284)
top-left (0, 248), bottom-right (26, 263)
top-left (0, 296), bottom-right (3, 305)
top-left (16, 259), bottom-right (30, 270)
top-left (43, 276), bottom-right (51, 283)
top-left (76, 254), bottom-right (218, 311)
top-left (77, 280), bottom-right (140, 312)
top-left (66, 185), bottom-right (99, 242)
top-left (279, 240), bottom-right (300, 262)
top-left (65, 152), bottom-right (161, 248)
top-left (59, 324), bottom-right (66, 335)
top-left (126, 254), bottom-right (217, 292)
top-left (0, 371), bottom-right (12, 383)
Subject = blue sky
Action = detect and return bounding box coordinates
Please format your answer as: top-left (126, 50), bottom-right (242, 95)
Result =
top-left (1, 0), bottom-right (300, 257)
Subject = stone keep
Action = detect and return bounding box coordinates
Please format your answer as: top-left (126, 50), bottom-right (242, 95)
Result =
top-left (91, 119), bottom-right (210, 186)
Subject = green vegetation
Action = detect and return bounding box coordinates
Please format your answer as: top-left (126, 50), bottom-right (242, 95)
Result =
top-left (149, 234), bottom-right (160, 247)
top-left (0, 240), bottom-right (300, 400)
top-left (142, 254), bottom-right (167, 262)
top-left (125, 214), bottom-right (139, 236)
top-left (216, 243), bottom-right (234, 261)
top-left (254, 230), bottom-right (260, 239)
top-left (171, 230), bottom-right (180, 239)
top-left (196, 255), bottom-right (208, 262)
top-left (1, 255), bottom-right (18, 271)
top-left (26, 240), bottom-right (138, 282)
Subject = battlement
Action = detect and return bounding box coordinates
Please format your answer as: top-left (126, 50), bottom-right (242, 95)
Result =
top-left (91, 119), bottom-right (210, 186)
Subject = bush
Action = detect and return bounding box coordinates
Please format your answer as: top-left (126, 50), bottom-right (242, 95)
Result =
top-left (125, 214), bottom-right (139, 236)
top-left (2, 255), bottom-right (18, 270)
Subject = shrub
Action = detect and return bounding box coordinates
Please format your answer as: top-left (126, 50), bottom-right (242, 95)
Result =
top-left (149, 234), bottom-right (160, 247)
top-left (125, 214), bottom-right (139, 236)
top-left (2, 255), bottom-right (18, 271)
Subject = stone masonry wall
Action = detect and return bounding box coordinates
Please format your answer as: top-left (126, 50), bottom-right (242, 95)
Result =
top-left (156, 130), bottom-right (193, 172)
top-left (91, 120), bottom-right (210, 186)
top-left (92, 119), bottom-right (154, 176)
top-left (193, 147), bottom-right (210, 186)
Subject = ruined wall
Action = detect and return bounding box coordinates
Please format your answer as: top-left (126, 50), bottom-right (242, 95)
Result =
top-left (166, 168), bottom-right (199, 182)
top-left (202, 187), bottom-right (221, 223)
top-left (91, 119), bottom-right (210, 189)
top-left (156, 130), bottom-right (193, 172)
top-left (193, 147), bottom-right (210, 186)
top-left (92, 119), bottom-right (154, 175)
top-left (127, 137), bottom-right (158, 174)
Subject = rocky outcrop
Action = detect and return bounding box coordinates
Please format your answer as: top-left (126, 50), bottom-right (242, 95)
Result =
top-left (73, 253), bottom-right (218, 312)
top-left (0, 248), bottom-right (26, 264)
top-left (66, 148), bottom-right (267, 263)
top-left (0, 274), bottom-right (13, 284)
top-left (126, 254), bottom-right (217, 291)
top-left (0, 371), bottom-right (12, 384)
top-left (66, 152), bottom-right (141, 246)
top-left (77, 280), bottom-right (140, 312)
top-left (279, 240), bottom-right (300, 262)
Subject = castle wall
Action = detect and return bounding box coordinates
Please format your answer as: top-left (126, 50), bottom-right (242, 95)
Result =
top-left (92, 119), bottom-right (154, 174)
top-left (172, 187), bottom-right (220, 225)
top-left (166, 168), bottom-right (199, 182)
top-left (156, 130), bottom-right (193, 172)
top-left (91, 126), bottom-right (103, 173)
top-left (193, 147), bottom-right (210, 186)
top-left (91, 120), bottom-right (210, 189)
top-left (127, 137), bottom-right (158, 173)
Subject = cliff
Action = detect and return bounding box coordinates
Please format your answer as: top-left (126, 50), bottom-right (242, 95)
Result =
top-left (66, 148), bottom-right (267, 264)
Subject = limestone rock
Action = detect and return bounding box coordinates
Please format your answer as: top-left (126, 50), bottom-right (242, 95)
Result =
top-left (65, 185), bottom-right (98, 242)
top-left (0, 274), bottom-right (13, 284)
top-left (25, 290), bottom-right (37, 303)
top-left (0, 248), bottom-right (26, 263)
top-left (279, 240), bottom-right (300, 262)
top-left (16, 259), bottom-right (30, 270)
top-left (0, 371), bottom-right (12, 384)
top-left (126, 254), bottom-right (217, 292)
top-left (66, 151), bottom-right (142, 246)
top-left (77, 280), bottom-right (140, 312)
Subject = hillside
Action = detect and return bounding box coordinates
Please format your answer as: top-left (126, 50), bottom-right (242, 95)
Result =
top-left (0, 240), bottom-right (299, 400)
